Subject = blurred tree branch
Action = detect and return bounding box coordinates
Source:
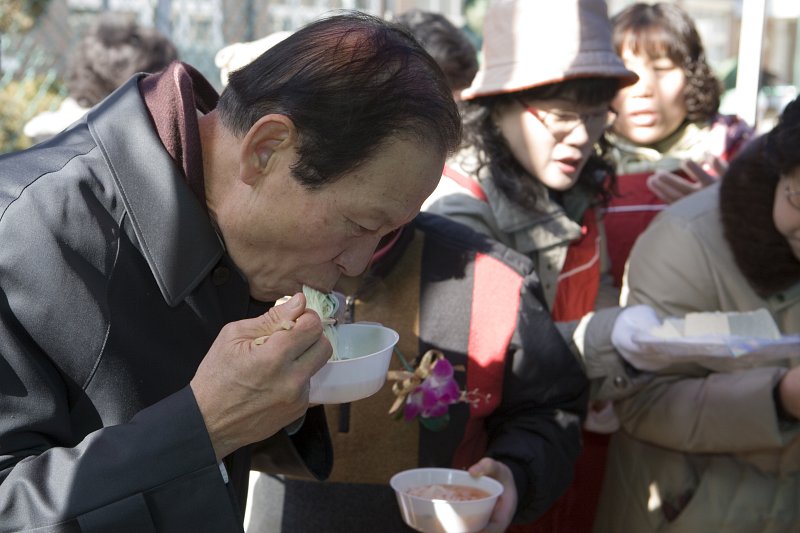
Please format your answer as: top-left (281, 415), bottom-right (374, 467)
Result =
top-left (1, 0), bottom-right (51, 33)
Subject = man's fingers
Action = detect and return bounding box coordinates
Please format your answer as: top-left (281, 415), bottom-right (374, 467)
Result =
top-left (249, 293), bottom-right (308, 344)
top-left (292, 331), bottom-right (333, 374)
top-left (253, 309), bottom-right (324, 357)
top-left (287, 311), bottom-right (332, 372)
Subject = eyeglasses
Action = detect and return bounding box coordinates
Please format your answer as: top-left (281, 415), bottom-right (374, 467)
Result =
top-left (786, 179), bottom-right (800, 210)
top-left (518, 99), bottom-right (617, 137)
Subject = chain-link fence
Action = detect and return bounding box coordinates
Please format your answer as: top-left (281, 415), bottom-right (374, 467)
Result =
top-left (2, 0), bottom-right (463, 153)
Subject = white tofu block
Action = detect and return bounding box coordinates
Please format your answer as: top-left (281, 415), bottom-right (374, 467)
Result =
top-left (685, 312), bottom-right (729, 337)
top-left (681, 309), bottom-right (781, 339)
top-left (727, 308), bottom-right (781, 340)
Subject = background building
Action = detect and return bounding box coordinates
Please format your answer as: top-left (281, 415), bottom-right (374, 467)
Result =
top-left (1, 0), bottom-right (797, 153)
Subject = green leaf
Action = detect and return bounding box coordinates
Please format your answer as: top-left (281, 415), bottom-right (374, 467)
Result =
top-left (419, 414), bottom-right (450, 432)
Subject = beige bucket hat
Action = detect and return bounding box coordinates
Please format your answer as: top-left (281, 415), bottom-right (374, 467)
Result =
top-left (462, 0), bottom-right (637, 100)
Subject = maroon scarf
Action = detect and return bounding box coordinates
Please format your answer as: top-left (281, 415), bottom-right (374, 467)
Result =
top-left (138, 61), bottom-right (219, 206)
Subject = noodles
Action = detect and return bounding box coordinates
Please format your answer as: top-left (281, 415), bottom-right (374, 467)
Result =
top-left (302, 286), bottom-right (340, 360)
top-left (272, 286), bottom-right (340, 359)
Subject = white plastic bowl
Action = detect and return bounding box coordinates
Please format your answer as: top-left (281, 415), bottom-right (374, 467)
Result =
top-left (390, 467), bottom-right (504, 533)
top-left (309, 323), bottom-right (399, 404)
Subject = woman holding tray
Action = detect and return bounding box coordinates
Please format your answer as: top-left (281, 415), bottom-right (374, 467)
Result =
top-left (594, 96), bottom-right (800, 533)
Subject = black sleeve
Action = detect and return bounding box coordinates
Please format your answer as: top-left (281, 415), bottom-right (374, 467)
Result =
top-left (485, 272), bottom-right (589, 524)
top-left (0, 379), bottom-right (242, 532)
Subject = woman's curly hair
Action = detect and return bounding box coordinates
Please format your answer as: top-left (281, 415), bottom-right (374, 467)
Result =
top-left (460, 77), bottom-right (620, 212)
top-left (611, 2), bottom-right (721, 123)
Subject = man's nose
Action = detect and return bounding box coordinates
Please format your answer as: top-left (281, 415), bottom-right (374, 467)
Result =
top-left (334, 234), bottom-right (384, 277)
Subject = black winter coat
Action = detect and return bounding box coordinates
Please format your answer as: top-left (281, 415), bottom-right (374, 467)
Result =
top-left (0, 76), bottom-right (329, 532)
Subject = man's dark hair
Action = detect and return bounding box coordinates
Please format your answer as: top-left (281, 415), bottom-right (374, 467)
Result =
top-left (611, 2), bottom-right (721, 123)
top-left (67, 14), bottom-right (178, 107)
top-left (217, 11), bottom-right (462, 188)
top-left (394, 9), bottom-right (478, 92)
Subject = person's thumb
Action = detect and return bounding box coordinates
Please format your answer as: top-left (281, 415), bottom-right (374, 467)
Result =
top-left (250, 292), bottom-right (307, 344)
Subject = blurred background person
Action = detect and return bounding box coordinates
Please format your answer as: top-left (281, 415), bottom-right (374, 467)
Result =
top-left (603, 2), bottom-right (754, 287)
top-left (596, 95), bottom-right (800, 532)
top-left (23, 13), bottom-right (178, 144)
top-left (394, 8), bottom-right (479, 100)
top-left (424, 0), bottom-right (636, 322)
top-left (423, 0), bottom-right (637, 531)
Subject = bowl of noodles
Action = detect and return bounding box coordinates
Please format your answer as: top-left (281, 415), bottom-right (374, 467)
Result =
top-left (309, 322), bottom-right (399, 404)
top-left (390, 467), bottom-right (503, 533)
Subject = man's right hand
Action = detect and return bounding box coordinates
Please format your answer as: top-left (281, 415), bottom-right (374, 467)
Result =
top-left (190, 292), bottom-right (332, 460)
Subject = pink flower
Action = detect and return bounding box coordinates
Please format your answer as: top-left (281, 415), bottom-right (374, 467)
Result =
top-left (403, 358), bottom-right (462, 420)
top-left (389, 349), bottom-right (490, 431)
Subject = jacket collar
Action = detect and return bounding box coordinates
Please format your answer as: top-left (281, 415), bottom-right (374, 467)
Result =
top-left (448, 151), bottom-right (583, 254)
top-left (139, 62), bottom-right (219, 205)
top-left (604, 119), bottom-right (718, 175)
top-left (87, 75), bottom-right (224, 307)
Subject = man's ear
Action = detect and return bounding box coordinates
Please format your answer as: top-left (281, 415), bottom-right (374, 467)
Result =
top-left (239, 114), bottom-right (296, 185)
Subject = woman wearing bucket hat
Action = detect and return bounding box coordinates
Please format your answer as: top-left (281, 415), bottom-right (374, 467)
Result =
top-left (424, 0), bottom-right (635, 322)
top-left (423, 0), bottom-right (636, 531)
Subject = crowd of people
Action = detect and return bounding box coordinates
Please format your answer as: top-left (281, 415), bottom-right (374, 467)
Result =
top-left (1, 1), bottom-right (798, 533)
